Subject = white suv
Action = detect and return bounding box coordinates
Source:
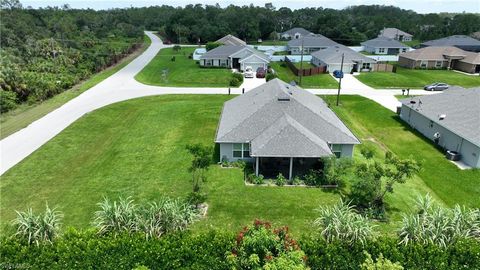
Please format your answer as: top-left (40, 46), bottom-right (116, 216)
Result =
top-left (244, 66), bottom-right (254, 78)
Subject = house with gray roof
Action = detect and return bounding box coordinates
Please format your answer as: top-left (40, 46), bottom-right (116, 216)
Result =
top-left (215, 78), bottom-right (360, 179)
top-left (311, 45), bottom-right (376, 73)
top-left (216, 34), bottom-right (246, 46)
top-left (399, 87), bottom-right (480, 168)
top-left (287, 34), bottom-right (339, 55)
top-left (361, 36), bottom-right (410, 55)
top-left (421, 35), bottom-right (480, 52)
top-left (279, 27), bottom-right (314, 40)
top-left (199, 45), bottom-right (269, 71)
top-left (378, 28), bottom-right (413, 42)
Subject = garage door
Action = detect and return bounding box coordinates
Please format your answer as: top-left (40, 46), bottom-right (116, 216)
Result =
top-left (245, 62), bottom-right (265, 71)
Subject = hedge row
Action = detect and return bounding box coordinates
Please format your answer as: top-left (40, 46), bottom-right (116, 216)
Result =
top-left (1, 229), bottom-right (479, 270)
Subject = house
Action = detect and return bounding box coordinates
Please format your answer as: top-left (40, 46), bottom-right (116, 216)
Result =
top-left (420, 35), bottom-right (480, 52)
top-left (379, 28), bottom-right (413, 42)
top-left (215, 78), bottom-right (360, 179)
top-left (311, 45), bottom-right (376, 73)
top-left (361, 36), bottom-right (410, 55)
top-left (216, 34), bottom-right (246, 46)
top-left (398, 46), bottom-right (480, 73)
top-left (279, 27), bottom-right (314, 40)
top-left (287, 35), bottom-right (338, 55)
top-left (399, 88), bottom-right (480, 168)
top-left (199, 45), bottom-right (269, 71)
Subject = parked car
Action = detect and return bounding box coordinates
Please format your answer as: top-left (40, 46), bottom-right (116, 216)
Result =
top-left (424, 82), bottom-right (449, 91)
top-left (244, 66), bottom-right (254, 78)
top-left (256, 67), bottom-right (266, 78)
top-left (333, 70), bottom-right (344, 78)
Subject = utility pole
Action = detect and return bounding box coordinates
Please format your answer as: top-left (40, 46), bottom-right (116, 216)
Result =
top-left (336, 53), bottom-right (345, 106)
top-left (298, 37), bottom-right (304, 85)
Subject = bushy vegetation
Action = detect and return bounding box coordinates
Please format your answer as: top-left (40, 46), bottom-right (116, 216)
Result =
top-left (0, 1), bottom-right (143, 112)
top-left (230, 72), bottom-right (244, 87)
top-left (12, 204), bottom-right (63, 245)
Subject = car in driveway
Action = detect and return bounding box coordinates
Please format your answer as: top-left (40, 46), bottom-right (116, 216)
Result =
top-left (424, 82), bottom-right (449, 91)
top-left (244, 66), bottom-right (254, 78)
top-left (256, 67), bottom-right (266, 78)
top-left (333, 70), bottom-right (344, 78)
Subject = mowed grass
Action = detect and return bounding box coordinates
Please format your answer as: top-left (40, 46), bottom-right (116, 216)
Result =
top-left (0, 35), bottom-right (151, 139)
top-left (270, 62), bottom-right (338, 89)
top-left (356, 66), bottom-right (480, 89)
top-left (135, 47), bottom-right (233, 87)
top-left (0, 95), bottom-right (339, 235)
top-left (1, 95), bottom-right (477, 236)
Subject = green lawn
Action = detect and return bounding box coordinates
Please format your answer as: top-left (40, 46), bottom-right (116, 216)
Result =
top-left (2, 94), bottom-right (477, 237)
top-left (270, 62), bottom-right (338, 89)
top-left (135, 47), bottom-right (233, 87)
top-left (356, 67), bottom-right (480, 89)
top-left (0, 35), bottom-right (151, 139)
top-left (401, 40), bottom-right (421, 47)
top-left (293, 61), bottom-right (315, 69)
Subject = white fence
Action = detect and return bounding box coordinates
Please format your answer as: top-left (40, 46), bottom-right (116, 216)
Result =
top-left (269, 55), bottom-right (312, 62)
top-left (249, 45), bottom-right (288, 52)
top-left (366, 55), bottom-right (399, 62)
top-left (348, 46), bottom-right (364, 52)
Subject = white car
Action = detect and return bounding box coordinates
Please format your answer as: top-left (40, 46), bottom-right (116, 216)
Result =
top-left (244, 66), bottom-right (254, 78)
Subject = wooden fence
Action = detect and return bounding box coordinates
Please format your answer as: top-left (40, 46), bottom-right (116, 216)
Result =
top-left (284, 56), bottom-right (326, 76)
top-left (372, 63), bottom-right (396, 72)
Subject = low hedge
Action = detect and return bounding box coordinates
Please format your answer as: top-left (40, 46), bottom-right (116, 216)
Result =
top-left (1, 230), bottom-right (479, 269)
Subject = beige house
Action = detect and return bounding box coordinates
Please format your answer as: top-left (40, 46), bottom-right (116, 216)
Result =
top-left (398, 46), bottom-right (480, 73)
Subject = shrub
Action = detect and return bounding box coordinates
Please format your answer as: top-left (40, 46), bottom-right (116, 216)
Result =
top-left (360, 145), bottom-right (375, 159)
top-left (227, 220), bottom-right (308, 269)
top-left (275, 173), bottom-right (287, 186)
top-left (292, 176), bottom-right (303, 186)
top-left (172, 45), bottom-right (181, 51)
top-left (12, 204), bottom-right (63, 245)
top-left (0, 89), bottom-right (17, 112)
top-left (206, 42), bottom-right (222, 51)
top-left (361, 252), bottom-right (403, 270)
top-left (230, 72), bottom-right (244, 87)
top-left (266, 73), bottom-right (277, 81)
top-left (186, 191), bottom-right (207, 207)
top-left (314, 200), bottom-right (376, 246)
top-left (230, 77), bottom-right (241, 87)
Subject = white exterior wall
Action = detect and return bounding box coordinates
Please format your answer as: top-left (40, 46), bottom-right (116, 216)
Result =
top-left (400, 105), bottom-right (480, 168)
top-left (327, 63), bottom-right (354, 73)
top-left (340, 144), bottom-right (355, 157)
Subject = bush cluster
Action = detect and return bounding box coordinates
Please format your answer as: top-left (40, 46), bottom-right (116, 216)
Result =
top-left (230, 72), bottom-right (244, 87)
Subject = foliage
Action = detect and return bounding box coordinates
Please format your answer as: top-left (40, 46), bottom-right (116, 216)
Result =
top-left (360, 145), bottom-right (375, 159)
top-left (361, 252), bottom-right (403, 270)
top-left (398, 194), bottom-right (480, 248)
top-left (185, 143), bottom-right (212, 207)
top-left (248, 173), bottom-right (265, 185)
top-left (302, 157), bottom-right (352, 187)
top-left (314, 200), bottom-right (376, 246)
top-left (0, 89), bottom-right (17, 112)
top-left (275, 173), bottom-right (287, 186)
top-left (292, 176), bottom-right (303, 186)
top-left (346, 152), bottom-right (420, 218)
top-left (172, 45), bottom-right (181, 51)
top-left (227, 220), bottom-right (308, 269)
top-left (206, 42), bottom-right (223, 51)
top-left (11, 204), bottom-right (63, 246)
top-left (92, 197), bottom-right (199, 238)
top-left (230, 77), bottom-right (241, 87)
top-left (230, 72), bottom-right (244, 87)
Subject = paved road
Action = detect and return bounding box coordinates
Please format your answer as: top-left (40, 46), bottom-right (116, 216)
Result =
top-left (0, 31), bottom-right (435, 175)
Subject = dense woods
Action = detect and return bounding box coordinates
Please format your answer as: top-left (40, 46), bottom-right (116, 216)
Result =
top-left (1, 1), bottom-right (479, 113)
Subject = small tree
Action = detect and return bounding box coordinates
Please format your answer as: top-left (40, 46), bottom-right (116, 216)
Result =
top-left (172, 45), bottom-right (181, 51)
top-left (185, 143), bottom-right (212, 207)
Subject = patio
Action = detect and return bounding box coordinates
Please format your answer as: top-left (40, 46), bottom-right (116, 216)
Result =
top-left (253, 157), bottom-right (323, 179)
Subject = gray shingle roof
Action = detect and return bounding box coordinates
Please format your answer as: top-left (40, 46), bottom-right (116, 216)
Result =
top-left (379, 28), bottom-right (412, 38)
top-left (401, 87), bottom-right (480, 147)
top-left (399, 46), bottom-right (466, 61)
top-left (422, 35), bottom-right (480, 47)
top-left (281, 27), bottom-right (313, 36)
top-left (216, 34), bottom-right (246, 46)
top-left (361, 36), bottom-right (410, 48)
top-left (311, 45), bottom-right (376, 64)
top-left (215, 79), bottom-right (360, 157)
top-left (200, 45), bottom-right (245, 59)
top-left (287, 35), bottom-right (338, 47)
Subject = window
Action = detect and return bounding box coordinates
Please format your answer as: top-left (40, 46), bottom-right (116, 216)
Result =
top-left (435, 61), bottom-right (443, 68)
top-left (233, 143), bottom-right (250, 159)
top-left (420, 61), bottom-right (427, 68)
top-left (206, 60), bottom-right (213, 66)
top-left (220, 59), bottom-right (227, 67)
top-left (362, 63), bottom-right (370, 69)
top-left (378, 48), bottom-right (385, 53)
top-left (401, 48), bottom-right (407, 53)
top-left (331, 144), bottom-right (342, 158)
top-left (233, 144), bottom-right (243, 158)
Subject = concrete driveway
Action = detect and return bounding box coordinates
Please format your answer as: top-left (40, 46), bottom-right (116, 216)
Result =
top-left (0, 32), bottom-right (438, 175)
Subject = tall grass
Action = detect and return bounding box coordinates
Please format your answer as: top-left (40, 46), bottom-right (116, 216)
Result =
top-left (12, 204), bottom-right (63, 245)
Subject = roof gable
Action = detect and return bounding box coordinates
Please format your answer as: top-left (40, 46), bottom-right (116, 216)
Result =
top-left (422, 35), bottom-right (480, 47)
top-left (399, 46), bottom-right (467, 61)
top-left (361, 36), bottom-right (409, 48)
top-left (311, 45), bottom-right (375, 64)
top-left (238, 53), bottom-right (269, 63)
top-left (288, 35), bottom-right (338, 47)
top-left (216, 34), bottom-right (246, 46)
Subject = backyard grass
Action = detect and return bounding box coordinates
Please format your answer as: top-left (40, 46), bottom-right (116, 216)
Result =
top-left (0, 35), bottom-right (151, 139)
top-left (292, 61), bottom-right (315, 69)
top-left (356, 66), bottom-right (480, 89)
top-left (2, 94), bottom-right (478, 237)
top-left (269, 62), bottom-right (338, 89)
top-left (135, 47), bottom-right (233, 87)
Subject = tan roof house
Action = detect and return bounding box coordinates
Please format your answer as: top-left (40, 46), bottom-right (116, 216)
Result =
top-left (398, 46), bottom-right (480, 73)
top-left (378, 28), bottom-right (413, 42)
top-left (216, 34), bottom-right (246, 46)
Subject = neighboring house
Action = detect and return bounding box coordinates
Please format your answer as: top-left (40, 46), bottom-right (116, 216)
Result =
top-left (215, 78), bottom-right (360, 179)
top-left (199, 45), bottom-right (269, 71)
top-left (361, 36), bottom-right (410, 55)
top-left (420, 35), bottom-right (480, 52)
top-left (399, 88), bottom-right (480, 168)
top-left (398, 46), bottom-right (480, 73)
top-left (311, 45), bottom-right (376, 73)
top-left (192, 48), bottom-right (206, 60)
top-left (279, 27), bottom-right (314, 40)
top-left (216, 34), bottom-right (246, 46)
top-left (379, 28), bottom-right (413, 42)
top-left (287, 35), bottom-right (338, 55)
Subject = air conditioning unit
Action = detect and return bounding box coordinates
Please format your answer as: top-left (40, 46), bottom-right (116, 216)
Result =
top-left (439, 114), bottom-right (446, 120)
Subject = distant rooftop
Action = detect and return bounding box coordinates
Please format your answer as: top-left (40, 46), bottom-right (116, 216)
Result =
top-left (281, 27), bottom-right (313, 36)
top-left (216, 34), bottom-right (246, 46)
top-left (287, 35), bottom-right (338, 47)
top-left (311, 45), bottom-right (375, 64)
top-left (361, 36), bottom-right (410, 48)
top-left (421, 35), bottom-right (480, 47)
top-left (379, 28), bottom-right (412, 38)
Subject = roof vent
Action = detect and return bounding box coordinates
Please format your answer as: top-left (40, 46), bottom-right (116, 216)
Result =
top-left (439, 114), bottom-right (446, 120)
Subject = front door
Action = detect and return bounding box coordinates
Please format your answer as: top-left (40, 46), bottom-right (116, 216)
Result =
top-left (232, 58), bottom-right (240, 69)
